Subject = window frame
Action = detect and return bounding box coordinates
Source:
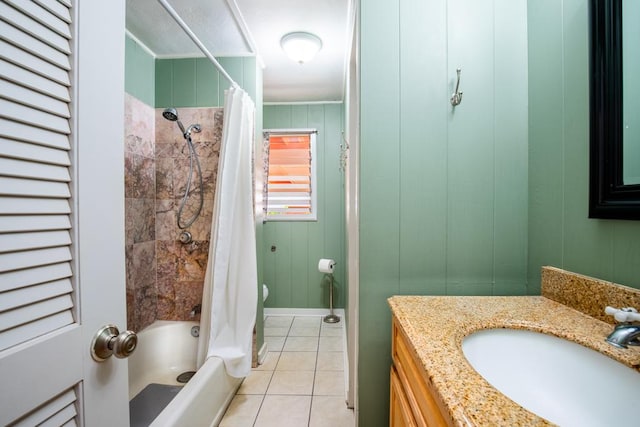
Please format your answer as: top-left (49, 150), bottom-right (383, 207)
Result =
top-left (263, 128), bottom-right (318, 222)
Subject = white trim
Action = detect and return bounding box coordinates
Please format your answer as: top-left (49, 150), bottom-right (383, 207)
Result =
top-left (224, 0), bottom-right (258, 55)
top-left (154, 52), bottom-right (256, 59)
top-left (264, 130), bottom-right (317, 222)
top-left (342, 0), bottom-right (357, 103)
top-left (264, 101), bottom-right (343, 106)
top-left (154, 53), bottom-right (205, 60)
top-left (124, 29), bottom-right (156, 58)
top-left (263, 128), bottom-right (317, 134)
top-left (264, 308), bottom-right (345, 318)
top-left (257, 341), bottom-right (268, 365)
top-left (343, 320), bottom-right (350, 400)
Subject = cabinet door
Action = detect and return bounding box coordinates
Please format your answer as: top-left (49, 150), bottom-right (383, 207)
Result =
top-left (390, 366), bottom-right (417, 427)
top-left (392, 318), bottom-right (450, 426)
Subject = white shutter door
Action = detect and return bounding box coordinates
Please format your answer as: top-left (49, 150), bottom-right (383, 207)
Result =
top-left (0, 1), bottom-right (79, 424)
top-left (0, 0), bottom-right (74, 345)
top-left (0, 0), bottom-right (127, 426)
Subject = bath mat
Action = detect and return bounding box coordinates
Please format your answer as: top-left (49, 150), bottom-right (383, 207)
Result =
top-left (129, 383), bottom-right (183, 427)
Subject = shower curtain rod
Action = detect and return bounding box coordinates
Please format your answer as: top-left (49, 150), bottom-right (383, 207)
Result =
top-left (157, 0), bottom-right (240, 89)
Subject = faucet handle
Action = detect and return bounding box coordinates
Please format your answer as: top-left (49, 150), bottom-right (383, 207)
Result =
top-left (605, 306), bottom-right (640, 323)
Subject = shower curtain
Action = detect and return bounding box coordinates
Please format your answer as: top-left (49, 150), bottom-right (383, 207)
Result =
top-left (197, 86), bottom-right (257, 378)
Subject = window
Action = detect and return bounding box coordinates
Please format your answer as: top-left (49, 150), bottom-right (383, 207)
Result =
top-left (264, 129), bottom-right (317, 221)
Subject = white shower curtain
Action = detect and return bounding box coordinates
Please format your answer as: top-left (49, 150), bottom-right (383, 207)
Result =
top-left (196, 86), bottom-right (257, 378)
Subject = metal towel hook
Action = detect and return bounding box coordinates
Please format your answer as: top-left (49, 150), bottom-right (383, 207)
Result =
top-left (450, 68), bottom-right (463, 106)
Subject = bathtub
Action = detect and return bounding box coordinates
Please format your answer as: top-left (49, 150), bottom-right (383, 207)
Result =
top-left (128, 320), bottom-right (242, 427)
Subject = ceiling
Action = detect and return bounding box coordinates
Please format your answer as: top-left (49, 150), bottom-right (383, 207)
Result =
top-left (125, 0), bottom-right (353, 103)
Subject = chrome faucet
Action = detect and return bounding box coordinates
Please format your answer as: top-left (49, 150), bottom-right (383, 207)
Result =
top-left (606, 324), bottom-right (640, 349)
top-left (190, 304), bottom-right (202, 317)
top-left (604, 306), bottom-right (640, 349)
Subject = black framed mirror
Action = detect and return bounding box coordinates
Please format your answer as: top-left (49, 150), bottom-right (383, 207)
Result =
top-left (589, 0), bottom-right (640, 219)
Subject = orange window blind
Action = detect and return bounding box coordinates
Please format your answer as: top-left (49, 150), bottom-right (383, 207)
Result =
top-left (267, 134), bottom-right (313, 216)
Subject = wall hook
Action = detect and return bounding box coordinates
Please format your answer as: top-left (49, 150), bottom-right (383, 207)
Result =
top-left (450, 68), bottom-right (463, 106)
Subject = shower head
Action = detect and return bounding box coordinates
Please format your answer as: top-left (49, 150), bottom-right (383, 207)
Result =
top-left (162, 107), bottom-right (178, 121)
top-left (163, 107), bottom-right (186, 135)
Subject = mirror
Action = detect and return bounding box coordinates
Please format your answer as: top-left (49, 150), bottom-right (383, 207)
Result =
top-left (622, 0), bottom-right (640, 185)
top-left (589, 0), bottom-right (640, 219)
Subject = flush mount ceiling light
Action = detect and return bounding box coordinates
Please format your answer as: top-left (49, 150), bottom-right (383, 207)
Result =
top-left (280, 32), bottom-right (322, 64)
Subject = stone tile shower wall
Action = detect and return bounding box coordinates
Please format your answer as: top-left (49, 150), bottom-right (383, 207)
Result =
top-left (155, 107), bottom-right (223, 322)
top-left (125, 93), bottom-right (157, 331)
top-left (124, 92), bottom-right (223, 331)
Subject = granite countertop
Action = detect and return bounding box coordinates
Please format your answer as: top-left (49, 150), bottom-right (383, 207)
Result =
top-left (388, 294), bottom-right (640, 426)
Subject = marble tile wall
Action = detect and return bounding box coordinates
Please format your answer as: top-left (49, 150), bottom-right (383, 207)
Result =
top-left (125, 93), bottom-right (223, 331)
top-left (155, 107), bottom-right (223, 321)
top-left (125, 93), bottom-right (157, 331)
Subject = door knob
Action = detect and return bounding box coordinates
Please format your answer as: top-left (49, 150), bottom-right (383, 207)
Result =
top-left (91, 324), bottom-right (137, 362)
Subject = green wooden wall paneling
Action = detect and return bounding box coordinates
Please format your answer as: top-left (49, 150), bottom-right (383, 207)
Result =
top-left (446, 0), bottom-right (496, 292)
top-left (359, 0), bottom-right (401, 424)
top-left (527, 0), bottom-right (640, 292)
top-left (125, 35), bottom-right (155, 106)
top-left (492, 0), bottom-right (529, 295)
top-left (154, 59), bottom-right (173, 108)
top-left (217, 57), bottom-right (243, 104)
top-left (560, 0), bottom-right (612, 277)
top-left (195, 59), bottom-right (218, 107)
top-left (398, 0), bottom-right (448, 297)
top-left (526, 0), bottom-right (565, 294)
top-left (262, 104), bottom-right (346, 310)
top-left (359, 0), bottom-right (529, 424)
top-left (154, 57), bottom-right (258, 108)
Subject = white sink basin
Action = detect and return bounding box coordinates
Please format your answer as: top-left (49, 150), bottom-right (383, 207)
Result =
top-left (462, 328), bottom-right (640, 427)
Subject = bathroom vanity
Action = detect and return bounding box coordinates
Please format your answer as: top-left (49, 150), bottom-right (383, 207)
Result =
top-left (389, 267), bottom-right (640, 426)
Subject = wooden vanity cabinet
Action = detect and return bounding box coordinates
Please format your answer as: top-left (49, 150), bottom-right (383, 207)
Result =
top-left (390, 316), bottom-right (451, 427)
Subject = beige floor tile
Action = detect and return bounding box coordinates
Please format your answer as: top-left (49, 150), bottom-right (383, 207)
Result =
top-left (313, 371), bottom-right (345, 396)
top-left (276, 351), bottom-right (317, 371)
top-left (254, 395), bottom-right (312, 427)
top-left (254, 351), bottom-right (280, 371)
top-left (264, 327), bottom-right (290, 337)
top-left (292, 316), bottom-right (321, 327)
top-left (289, 326), bottom-right (320, 336)
top-left (320, 325), bottom-right (343, 336)
top-left (321, 319), bottom-right (342, 328)
top-left (309, 396), bottom-right (355, 427)
top-left (316, 351), bottom-right (344, 371)
top-left (283, 336), bottom-right (319, 351)
top-left (219, 394), bottom-right (263, 427)
top-left (237, 370), bottom-right (273, 395)
top-left (267, 370), bottom-right (315, 395)
top-left (264, 316), bottom-right (293, 328)
top-left (265, 336), bottom-right (285, 352)
top-left (318, 336), bottom-right (342, 352)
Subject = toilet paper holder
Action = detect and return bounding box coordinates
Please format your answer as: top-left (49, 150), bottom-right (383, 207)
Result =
top-left (318, 258), bottom-right (336, 274)
top-left (318, 259), bottom-right (339, 323)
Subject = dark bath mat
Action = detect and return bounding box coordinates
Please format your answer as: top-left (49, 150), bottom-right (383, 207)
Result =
top-left (130, 383), bottom-right (183, 427)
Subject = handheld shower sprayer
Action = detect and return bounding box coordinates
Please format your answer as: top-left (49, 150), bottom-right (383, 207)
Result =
top-left (162, 108), bottom-right (202, 138)
top-left (162, 107), bottom-right (186, 135)
top-left (162, 107), bottom-right (204, 230)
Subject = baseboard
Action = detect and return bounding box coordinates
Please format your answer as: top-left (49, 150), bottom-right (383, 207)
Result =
top-left (257, 341), bottom-right (268, 365)
top-left (264, 308), bottom-right (346, 318)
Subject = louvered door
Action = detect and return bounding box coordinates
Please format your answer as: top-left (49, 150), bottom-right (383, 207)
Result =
top-left (0, 1), bottom-right (128, 426)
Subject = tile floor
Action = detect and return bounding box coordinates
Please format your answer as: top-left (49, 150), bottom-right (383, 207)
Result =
top-left (219, 315), bottom-right (355, 427)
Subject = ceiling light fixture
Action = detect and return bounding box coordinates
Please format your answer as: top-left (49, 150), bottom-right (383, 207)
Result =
top-left (280, 32), bottom-right (322, 64)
